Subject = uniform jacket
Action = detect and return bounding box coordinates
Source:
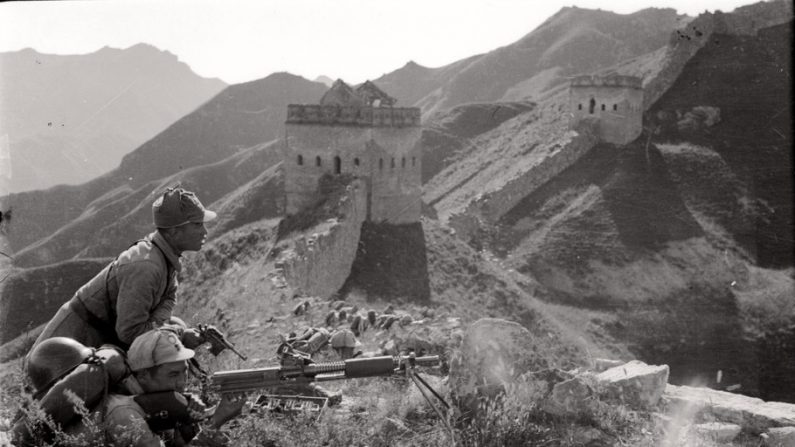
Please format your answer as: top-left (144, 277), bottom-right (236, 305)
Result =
top-left (73, 231), bottom-right (181, 346)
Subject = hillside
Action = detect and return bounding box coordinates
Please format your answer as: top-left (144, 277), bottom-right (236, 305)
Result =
top-left (3, 73), bottom-right (326, 261)
top-left (0, 44), bottom-right (227, 192)
top-left (414, 7), bottom-right (683, 116)
top-left (0, 258), bottom-right (109, 344)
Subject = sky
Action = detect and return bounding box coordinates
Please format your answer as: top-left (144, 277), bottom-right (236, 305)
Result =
top-left (0, 0), bottom-right (764, 85)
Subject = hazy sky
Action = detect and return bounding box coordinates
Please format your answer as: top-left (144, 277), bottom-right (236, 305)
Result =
top-left (0, 0), bottom-right (762, 85)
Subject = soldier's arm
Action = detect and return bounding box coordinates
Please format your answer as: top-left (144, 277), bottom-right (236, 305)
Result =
top-left (115, 261), bottom-right (172, 346)
top-left (105, 403), bottom-right (164, 447)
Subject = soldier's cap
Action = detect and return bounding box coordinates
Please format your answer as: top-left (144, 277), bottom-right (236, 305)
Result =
top-left (128, 329), bottom-right (195, 371)
top-left (152, 187), bottom-right (217, 228)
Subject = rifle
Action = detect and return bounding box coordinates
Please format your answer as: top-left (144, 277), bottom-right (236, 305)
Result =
top-left (198, 324), bottom-right (247, 360)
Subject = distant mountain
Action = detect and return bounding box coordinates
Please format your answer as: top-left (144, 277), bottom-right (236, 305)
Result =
top-left (0, 44), bottom-right (227, 193)
top-left (374, 8), bottom-right (685, 115)
top-left (3, 72), bottom-right (327, 262)
top-left (314, 75), bottom-right (334, 87)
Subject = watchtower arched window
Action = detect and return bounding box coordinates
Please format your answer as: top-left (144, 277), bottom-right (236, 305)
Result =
top-left (315, 156), bottom-right (322, 167)
top-left (379, 158), bottom-right (383, 170)
top-left (601, 104), bottom-right (606, 111)
top-left (354, 158), bottom-right (360, 167)
top-left (589, 98), bottom-right (595, 114)
top-left (613, 104), bottom-right (618, 111)
top-left (334, 156), bottom-right (341, 174)
top-left (391, 158), bottom-right (395, 169)
top-left (401, 157), bottom-right (406, 168)
top-left (297, 154), bottom-right (303, 166)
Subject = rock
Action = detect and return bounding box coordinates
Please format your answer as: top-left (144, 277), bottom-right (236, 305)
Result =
top-left (338, 309), bottom-right (348, 322)
top-left (596, 360), bottom-right (668, 410)
top-left (691, 422), bottom-right (742, 444)
top-left (664, 384), bottom-right (795, 434)
top-left (549, 376), bottom-right (593, 415)
top-left (765, 427), bottom-right (795, 447)
top-left (384, 304), bottom-right (395, 315)
top-left (292, 302), bottom-right (307, 316)
top-left (399, 314), bottom-right (413, 326)
top-left (324, 311), bottom-right (336, 327)
top-left (367, 310), bottom-right (377, 326)
top-left (449, 318), bottom-right (548, 412)
top-left (593, 358), bottom-right (624, 372)
top-left (331, 300), bottom-right (347, 310)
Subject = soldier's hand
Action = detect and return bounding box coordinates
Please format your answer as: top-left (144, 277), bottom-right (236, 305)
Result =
top-left (182, 328), bottom-right (206, 349)
top-left (184, 392), bottom-right (213, 421)
top-left (210, 393), bottom-right (246, 429)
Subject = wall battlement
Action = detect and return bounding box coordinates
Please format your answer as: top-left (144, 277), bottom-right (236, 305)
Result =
top-left (571, 75), bottom-right (643, 89)
top-left (287, 104), bottom-right (421, 127)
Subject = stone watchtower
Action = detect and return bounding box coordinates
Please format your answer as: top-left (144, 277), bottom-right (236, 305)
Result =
top-left (284, 80), bottom-right (422, 224)
top-left (569, 74), bottom-right (643, 145)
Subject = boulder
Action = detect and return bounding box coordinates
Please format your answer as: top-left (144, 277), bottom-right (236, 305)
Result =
top-left (765, 427), bottom-right (795, 447)
top-left (595, 360), bottom-right (668, 410)
top-left (593, 358), bottom-right (624, 372)
top-left (691, 422), bottom-right (742, 444)
top-left (665, 385), bottom-right (795, 434)
top-left (449, 318), bottom-right (548, 410)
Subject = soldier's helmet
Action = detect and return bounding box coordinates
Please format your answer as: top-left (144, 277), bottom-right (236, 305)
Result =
top-left (330, 329), bottom-right (357, 348)
top-left (27, 337), bottom-right (92, 395)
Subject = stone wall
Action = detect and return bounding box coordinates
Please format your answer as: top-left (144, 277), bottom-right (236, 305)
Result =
top-left (449, 119), bottom-right (600, 237)
top-left (284, 123), bottom-right (421, 224)
top-left (644, 3), bottom-right (794, 110)
top-left (277, 179), bottom-right (368, 298)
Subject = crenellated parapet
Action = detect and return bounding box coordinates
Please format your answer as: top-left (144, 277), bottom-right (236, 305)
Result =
top-left (570, 75), bottom-right (643, 89)
top-left (286, 104), bottom-right (421, 127)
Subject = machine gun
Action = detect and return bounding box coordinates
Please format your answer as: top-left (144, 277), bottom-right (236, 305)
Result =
top-left (211, 344), bottom-right (441, 394)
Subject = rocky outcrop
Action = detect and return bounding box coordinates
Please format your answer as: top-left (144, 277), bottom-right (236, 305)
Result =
top-left (664, 384), bottom-right (795, 435)
top-left (596, 360), bottom-right (669, 410)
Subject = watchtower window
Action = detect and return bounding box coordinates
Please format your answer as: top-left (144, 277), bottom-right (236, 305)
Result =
top-left (334, 156), bottom-right (341, 174)
top-left (578, 104), bottom-right (583, 110)
top-left (412, 157), bottom-right (416, 167)
top-left (354, 158), bottom-right (360, 167)
top-left (589, 98), bottom-right (595, 114)
top-left (297, 154), bottom-right (303, 166)
top-left (613, 104), bottom-right (618, 111)
top-left (601, 104), bottom-right (606, 111)
top-left (391, 158), bottom-right (395, 169)
top-left (401, 157), bottom-right (406, 168)
top-left (315, 156), bottom-right (322, 167)
top-left (379, 158), bottom-right (383, 170)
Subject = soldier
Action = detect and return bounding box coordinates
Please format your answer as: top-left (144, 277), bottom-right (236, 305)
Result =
top-left (31, 187), bottom-right (215, 351)
top-left (104, 329), bottom-right (243, 446)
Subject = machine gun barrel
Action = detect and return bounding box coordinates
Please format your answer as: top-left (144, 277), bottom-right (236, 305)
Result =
top-left (211, 355), bottom-right (439, 394)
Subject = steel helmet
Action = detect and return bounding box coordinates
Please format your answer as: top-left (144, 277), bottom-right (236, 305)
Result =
top-left (27, 337), bottom-right (92, 395)
top-left (330, 329), bottom-right (357, 349)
